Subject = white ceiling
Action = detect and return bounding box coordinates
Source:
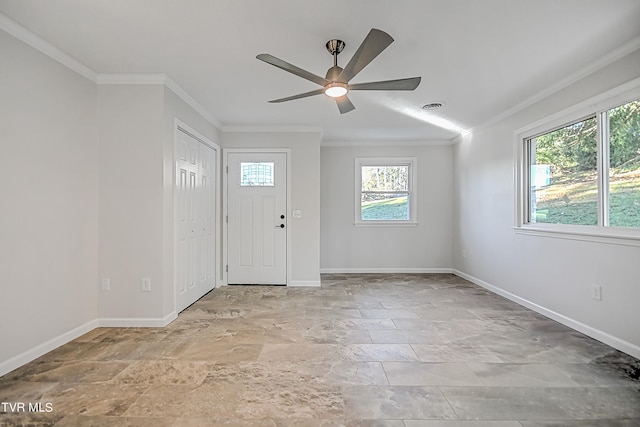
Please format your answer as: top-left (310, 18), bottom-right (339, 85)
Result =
top-left (1, 0), bottom-right (639, 142)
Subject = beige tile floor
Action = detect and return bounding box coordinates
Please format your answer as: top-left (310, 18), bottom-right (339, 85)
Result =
top-left (1, 273), bottom-right (639, 426)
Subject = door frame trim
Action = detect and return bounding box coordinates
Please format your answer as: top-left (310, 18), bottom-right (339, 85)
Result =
top-left (223, 148), bottom-right (292, 286)
top-left (173, 118), bottom-right (221, 314)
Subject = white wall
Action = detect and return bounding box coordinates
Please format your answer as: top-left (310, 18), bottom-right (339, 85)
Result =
top-left (321, 143), bottom-right (453, 272)
top-left (97, 84), bottom-right (166, 321)
top-left (0, 30), bottom-right (99, 369)
top-left (221, 130), bottom-right (322, 285)
top-left (453, 49), bottom-right (640, 357)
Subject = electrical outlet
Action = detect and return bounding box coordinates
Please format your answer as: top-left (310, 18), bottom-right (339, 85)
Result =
top-left (592, 284), bottom-right (602, 301)
top-left (101, 278), bottom-right (110, 291)
top-left (141, 278), bottom-right (151, 292)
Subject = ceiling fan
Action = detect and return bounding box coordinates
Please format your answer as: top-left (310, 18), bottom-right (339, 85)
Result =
top-left (257, 28), bottom-right (421, 114)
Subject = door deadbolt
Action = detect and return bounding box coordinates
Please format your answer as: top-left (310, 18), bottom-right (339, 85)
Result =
top-left (280, 214), bottom-right (285, 219)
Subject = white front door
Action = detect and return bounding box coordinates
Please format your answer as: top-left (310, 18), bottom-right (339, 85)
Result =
top-left (227, 152), bottom-right (287, 285)
top-left (175, 129), bottom-right (217, 312)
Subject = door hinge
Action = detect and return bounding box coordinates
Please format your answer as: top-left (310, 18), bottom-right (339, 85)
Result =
top-left (226, 215), bottom-right (228, 223)
top-left (225, 265), bottom-right (228, 273)
top-left (226, 166), bottom-right (228, 173)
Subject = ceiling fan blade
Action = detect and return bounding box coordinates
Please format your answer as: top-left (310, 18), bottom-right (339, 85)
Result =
top-left (336, 95), bottom-right (356, 114)
top-left (268, 88), bottom-right (325, 103)
top-left (349, 77), bottom-right (422, 91)
top-left (257, 54), bottom-right (329, 87)
top-left (338, 28), bottom-right (394, 83)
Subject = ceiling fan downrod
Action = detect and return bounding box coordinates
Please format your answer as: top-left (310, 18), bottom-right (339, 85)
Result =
top-left (325, 39), bottom-right (345, 67)
top-left (325, 39), bottom-right (345, 83)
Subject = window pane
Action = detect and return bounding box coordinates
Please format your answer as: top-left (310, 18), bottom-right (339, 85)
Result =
top-left (362, 166), bottom-right (408, 192)
top-left (240, 162), bottom-right (274, 186)
top-left (529, 117), bottom-right (598, 225)
top-left (361, 193), bottom-right (409, 220)
top-left (608, 99), bottom-right (640, 228)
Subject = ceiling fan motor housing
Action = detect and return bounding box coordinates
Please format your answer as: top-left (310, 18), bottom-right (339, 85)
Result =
top-left (325, 65), bottom-right (343, 82)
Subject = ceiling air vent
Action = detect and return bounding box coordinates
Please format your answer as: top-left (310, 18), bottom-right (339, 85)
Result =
top-left (421, 102), bottom-right (444, 110)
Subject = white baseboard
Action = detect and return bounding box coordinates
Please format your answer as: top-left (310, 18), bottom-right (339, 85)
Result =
top-left (320, 267), bottom-right (454, 274)
top-left (0, 312), bottom-right (179, 377)
top-left (97, 312), bottom-right (177, 328)
top-left (288, 280), bottom-right (321, 287)
top-left (0, 319), bottom-right (99, 377)
top-left (453, 269), bottom-right (640, 360)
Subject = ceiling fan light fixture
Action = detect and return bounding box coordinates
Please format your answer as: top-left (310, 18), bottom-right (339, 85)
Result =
top-left (324, 82), bottom-right (348, 98)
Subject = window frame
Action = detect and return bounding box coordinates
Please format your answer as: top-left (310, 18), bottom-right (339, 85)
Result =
top-left (354, 156), bottom-right (418, 226)
top-left (514, 77), bottom-right (640, 246)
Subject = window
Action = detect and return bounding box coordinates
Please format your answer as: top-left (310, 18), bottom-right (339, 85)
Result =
top-left (527, 116), bottom-right (599, 226)
top-left (355, 157), bottom-right (417, 225)
top-left (240, 162), bottom-right (274, 186)
top-left (517, 83), bottom-right (640, 243)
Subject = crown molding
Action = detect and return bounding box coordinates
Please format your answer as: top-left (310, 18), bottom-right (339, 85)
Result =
top-left (96, 73), bottom-right (167, 85)
top-left (0, 12), bottom-right (98, 82)
top-left (1, 12), bottom-right (221, 129)
top-left (222, 125), bottom-right (323, 134)
top-left (98, 73), bottom-right (222, 129)
top-left (97, 74), bottom-right (221, 129)
top-left (321, 138), bottom-right (454, 147)
top-left (471, 34), bottom-right (640, 136)
top-left (164, 75), bottom-right (222, 130)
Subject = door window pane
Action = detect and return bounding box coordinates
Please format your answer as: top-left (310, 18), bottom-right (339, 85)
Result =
top-left (528, 117), bottom-right (598, 225)
top-left (608, 100), bottom-right (640, 227)
top-left (240, 162), bottom-right (274, 186)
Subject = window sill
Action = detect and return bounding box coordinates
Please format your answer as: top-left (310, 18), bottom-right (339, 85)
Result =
top-left (354, 221), bottom-right (418, 227)
top-left (514, 224), bottom-right (640, 247)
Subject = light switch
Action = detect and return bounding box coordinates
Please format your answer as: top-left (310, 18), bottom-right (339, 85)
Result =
top-left (292, 209), bottom-right (302, 219)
